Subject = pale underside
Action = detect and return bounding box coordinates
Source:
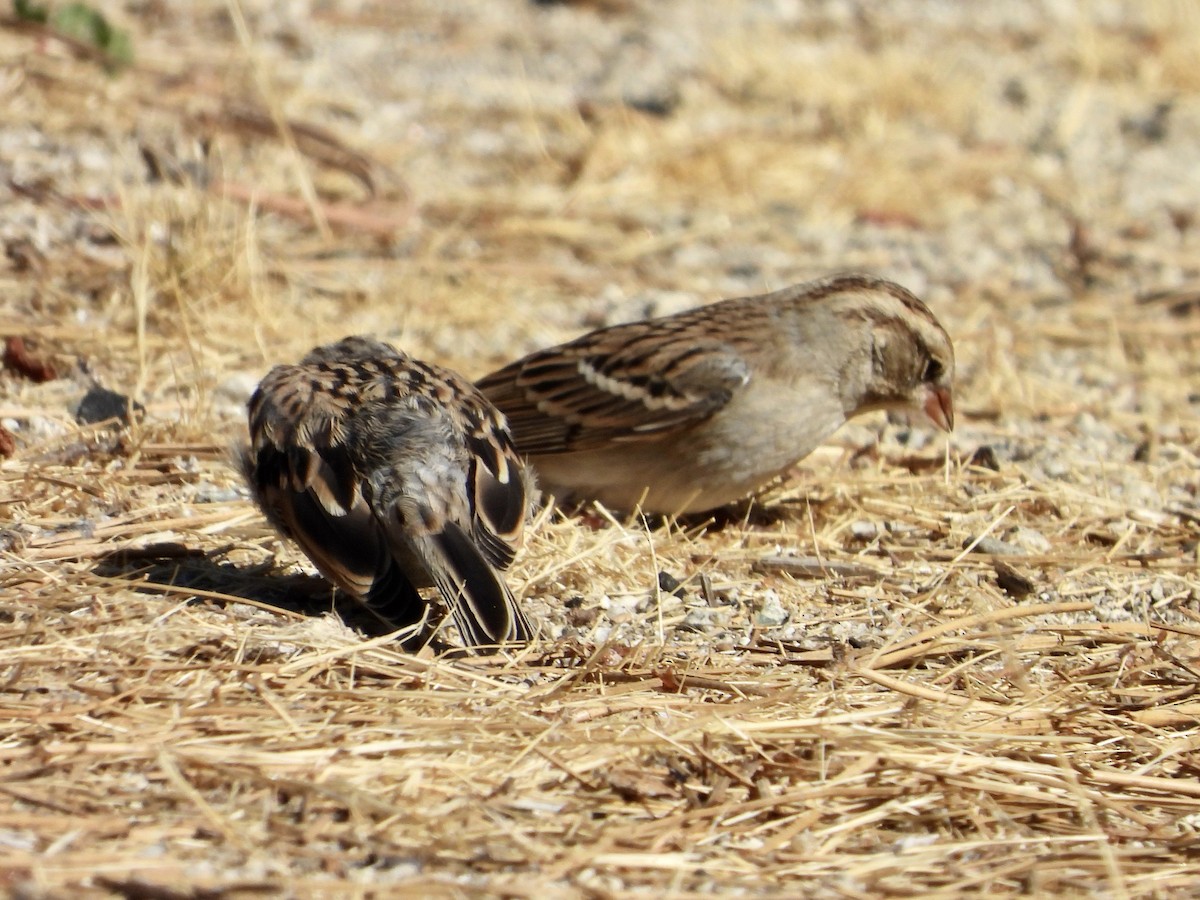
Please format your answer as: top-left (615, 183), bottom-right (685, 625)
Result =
top-left (532, 379), bottom-right (847, 514)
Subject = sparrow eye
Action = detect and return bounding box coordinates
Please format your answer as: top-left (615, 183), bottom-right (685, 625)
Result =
top-left (922, 358), bottom-right (943, 382)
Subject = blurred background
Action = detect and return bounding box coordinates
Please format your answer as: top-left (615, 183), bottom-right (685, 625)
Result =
top-left (3, 0), bottom-right (1198, 444)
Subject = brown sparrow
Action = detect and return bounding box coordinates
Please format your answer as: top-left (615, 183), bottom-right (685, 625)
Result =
top-left (478, 274), bottom-right (954, 515)
top-left (243, 336), bottom-right (533, 650)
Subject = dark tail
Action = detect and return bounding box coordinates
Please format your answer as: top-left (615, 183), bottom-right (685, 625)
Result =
top-left (430, 522), bottom-right (531, 650)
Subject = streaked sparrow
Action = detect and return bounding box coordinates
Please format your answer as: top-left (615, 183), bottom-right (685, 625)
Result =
top-left (478, 274), bottom-right (954, 515)
top-left (243, 336), bottom-right (533, 650)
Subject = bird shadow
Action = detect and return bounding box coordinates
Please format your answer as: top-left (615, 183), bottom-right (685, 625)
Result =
top-left (686, 499), bottom-right (813, 531)
top-left (91, 542), bottom-right (401, 639)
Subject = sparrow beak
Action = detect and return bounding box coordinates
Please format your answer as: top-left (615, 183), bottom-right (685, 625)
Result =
top-left (922, 384), bottom-right (954, 432)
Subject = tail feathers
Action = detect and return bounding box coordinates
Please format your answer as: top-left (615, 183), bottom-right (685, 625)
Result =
top-left (246, 446), bottom-right (529, 651)
top-left (360, 563), bottom-right (429, 634)
top-left (428, 522), bottom-right (531, 650)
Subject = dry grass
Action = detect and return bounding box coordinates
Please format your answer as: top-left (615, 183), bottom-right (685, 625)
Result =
top-left (2, 1), bottom-right (1200, 896)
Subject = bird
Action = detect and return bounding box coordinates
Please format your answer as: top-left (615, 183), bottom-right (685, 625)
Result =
top-left (242, 336), bottom-right (533, 652)
top-left (477, 273), bottom-right (954, 516)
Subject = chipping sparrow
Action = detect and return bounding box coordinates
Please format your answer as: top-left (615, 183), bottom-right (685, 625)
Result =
top-left (244, 336), bottom-right (533, 650)
top-left (478, 274), bottom-right (954, 515)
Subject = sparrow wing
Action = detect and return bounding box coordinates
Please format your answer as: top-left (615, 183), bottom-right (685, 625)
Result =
top-left (478, 322), bottom-right (751, 455)
top-left (460, 409), bottom-right (530, 570)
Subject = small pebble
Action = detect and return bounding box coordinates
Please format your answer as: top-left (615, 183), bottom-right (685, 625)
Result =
top-left (994, 560), bottom-right (1036, 598)
top-left (965, 535), bottom-right (1023, 556)
top-left (75, 386), bottom-right (144, 426)
top-left (1010, 527), bottom-right (1052, 554)
top-left (1043, 460), bottom-right (1069, 479)
top-left (968, 445), bottom-right (1001, 471)
top-left (755, 592), bottom-right (789, 627)
top-left (681, 608), bottom-right (718, 631)
top-left (193, 483), bottom-right (245, 503)
top-left (850, 520), bottom-right (881, 540)
top-left (657, 570), bottom-right (686, 597)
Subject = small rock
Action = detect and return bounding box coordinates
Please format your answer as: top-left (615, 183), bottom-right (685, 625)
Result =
top-left (1002, 77), bottom-right (1029, 107)
top-left (1010, 527), bottom-right (1052, 554)
top-left (624, 86), bottom-right (680, 118)
top-left (994, 560), bottom-right (1036, 598)
top-left (1120, 100), bottom-right (1173, 143)
top-left (964, 535), bottom-right (1023, 556)
top-left (192, 482), bottom-right (245, 503)
top-left (566, 605), bottom-right (598, 628)
top-left (681, 608), bottom-right (718, 631)
top-left (1042, 458), bottom-right (1069, 479)
top-left (968, 445), bottom-right (1001, 471)
top-left (75, 386), bottom-right (144, 426)
top-left (755, 592), bottom-right (789, 627)
top-left (849, 520), bottom-right (882, 540)
top-left (3, 336), bottom-right (56, 382)
top-left (657, 570), bottom-right (686, 597)
top-left (605, 596), bottom-right (639, 619)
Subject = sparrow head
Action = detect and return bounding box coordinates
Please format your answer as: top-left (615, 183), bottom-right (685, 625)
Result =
top-left (905, 331), bottom-right (955, 432)
top-left (829, 276), bottom-right (956, 431)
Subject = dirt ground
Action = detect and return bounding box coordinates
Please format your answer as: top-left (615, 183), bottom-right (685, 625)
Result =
top-left (1, 0), bottom-right (1199, 896)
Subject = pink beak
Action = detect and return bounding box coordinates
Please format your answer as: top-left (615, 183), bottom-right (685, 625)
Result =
top-left (923, 385), bottom-right (954, 432)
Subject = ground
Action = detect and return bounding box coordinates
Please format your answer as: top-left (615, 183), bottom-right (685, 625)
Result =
top-left (1, 0), bottom-right (1199, 896)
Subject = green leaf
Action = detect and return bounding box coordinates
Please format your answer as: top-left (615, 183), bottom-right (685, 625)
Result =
top-left (49, 2), bottom-right (134, 72)
top-left (13, 0), bottom-right (50, 23)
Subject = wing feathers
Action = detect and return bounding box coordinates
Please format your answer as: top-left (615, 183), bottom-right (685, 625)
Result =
top-left (478, 329), bottom-right (751, 455)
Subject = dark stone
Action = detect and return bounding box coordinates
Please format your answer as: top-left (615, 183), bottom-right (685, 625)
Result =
top-left (75, 386), bottom-right (145, 425)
